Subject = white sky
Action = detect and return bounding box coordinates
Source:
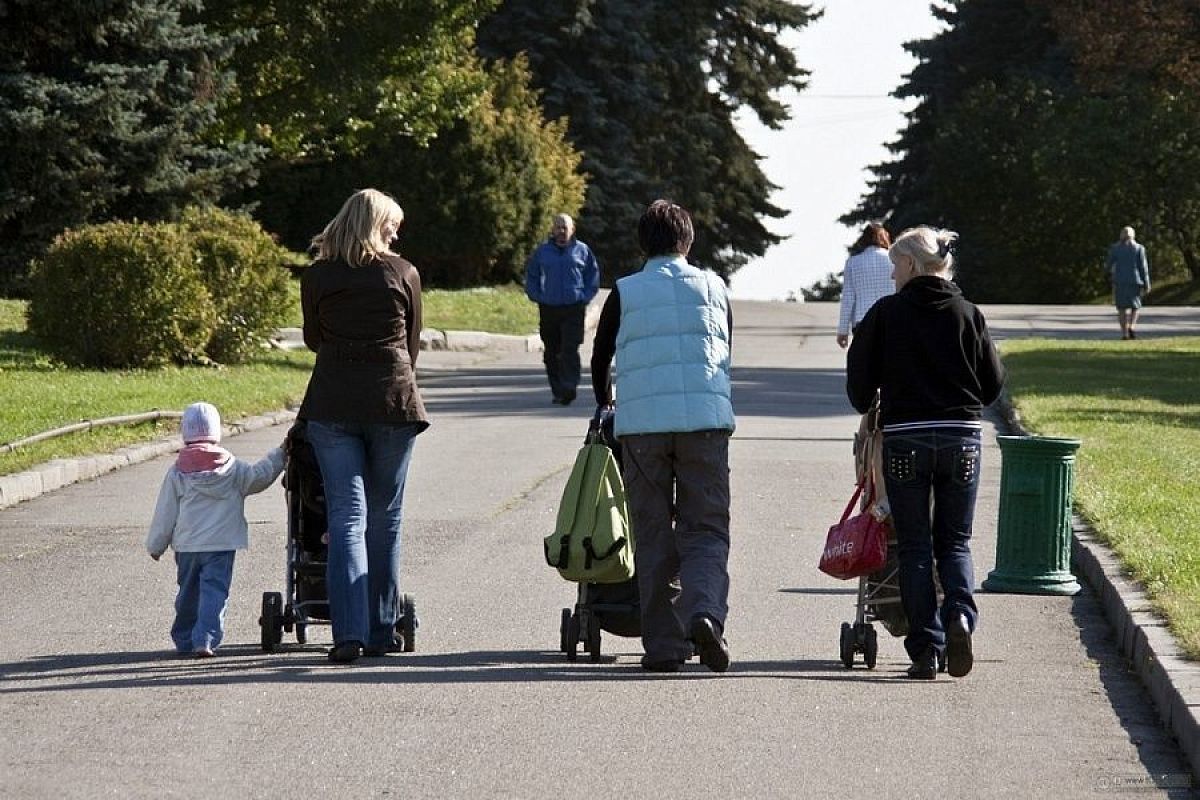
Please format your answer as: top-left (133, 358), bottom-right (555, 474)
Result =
top-left (730, 1), bottom-right (944, 300)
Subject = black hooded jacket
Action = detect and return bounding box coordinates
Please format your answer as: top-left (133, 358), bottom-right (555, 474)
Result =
top-left (846, 275), bottom-right (1005, 427)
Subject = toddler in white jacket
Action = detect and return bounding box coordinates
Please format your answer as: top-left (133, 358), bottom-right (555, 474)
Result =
top-left (146, 402), bottom-right (286, 657)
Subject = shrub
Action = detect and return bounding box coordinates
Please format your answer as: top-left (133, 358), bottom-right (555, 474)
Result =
top-left (28, 222), bottom-right (216, 367)
top-left (179, 206), bottom-right (292, 364)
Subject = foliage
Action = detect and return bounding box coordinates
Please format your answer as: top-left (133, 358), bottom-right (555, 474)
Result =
top-left (247, 56), bottom-right (585, 288)
top-left (1002, 337), bottom-right (1200, 658)
top-left (178, 206), bottom-right (292, 363)
top-left (478, 0), bottom-right (819, 280)
top-left (802, 272), bottom-right (843, 302)
top-left (28, 222), bottom-right (216, 368)
top-left (198, 0), bottom-right (499, 159)
top-left (0, 0), bottom-right (260, 296)
top-left (844, 0), bottom-right (1200, 302)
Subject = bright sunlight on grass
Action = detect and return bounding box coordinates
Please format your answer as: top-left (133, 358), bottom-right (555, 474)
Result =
top-left (1002, 337), bottom-right (1200, 658)
top-left (2, 284), bottom-right (539, 477)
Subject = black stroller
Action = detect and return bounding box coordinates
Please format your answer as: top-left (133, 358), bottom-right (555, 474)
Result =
top-left (557, 409), bottom-right (641, 662)
top-left (258, 421), bottom-right (418, 653)
top-left (837, 397), bottom-right (935, 669)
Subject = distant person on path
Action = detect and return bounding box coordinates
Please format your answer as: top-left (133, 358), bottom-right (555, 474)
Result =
top-left (846, 227), bottom-right (1005, 680)
top-left (300, 188), bottom-right (430, 664)
top-left (837, 222), bottom-right (893, 348)
top-left (1107, 225), bottom-right (1151, 340)
top-left (525, 213), bottom-right (600, 405)
top-left (591, 199), bottom-right (735, 673)
top-left (146, 402), bottom-right (286, 658)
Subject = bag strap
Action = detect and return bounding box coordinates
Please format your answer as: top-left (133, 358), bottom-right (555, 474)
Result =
top-left (544, 535), bottom-right (570, 569)
top-left (839, 481), bottom-right (866, 523)
top-left (582, 535), bottom-right (628, 568)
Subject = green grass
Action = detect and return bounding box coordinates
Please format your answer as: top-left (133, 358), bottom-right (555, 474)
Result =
top-left (422, 285), bottom-right (539, 335)
top-left (1148, 279), bottom-right (1200, 306)
top-left (279, 278), bottom-right (537, 336)
top-left (1002, 337), bottom-right (1200, 658)
top-left (1, 284), bottom-right (538, 476)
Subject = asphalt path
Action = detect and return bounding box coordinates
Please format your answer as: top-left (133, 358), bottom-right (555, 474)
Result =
top-left (1, 301), bottom-right (1197, 799)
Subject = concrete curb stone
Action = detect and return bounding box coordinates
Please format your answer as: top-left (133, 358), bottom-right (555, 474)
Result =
top-left (997, 391), bottom-right (1200, 778)
top-left (0, 409), bottom-right (297, 511)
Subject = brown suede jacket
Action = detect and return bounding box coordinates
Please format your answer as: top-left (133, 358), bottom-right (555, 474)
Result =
top-left (298, 253), bottom-right (430, 430)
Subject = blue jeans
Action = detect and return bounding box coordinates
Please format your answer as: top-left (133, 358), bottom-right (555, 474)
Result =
top-left (172, 550), bottom-right (236, 653)
top-left (882, 427), bottom-right (982, 661)
top-left (306, 420), bottom-right (419, 649)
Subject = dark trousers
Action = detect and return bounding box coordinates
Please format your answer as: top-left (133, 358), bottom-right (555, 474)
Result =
top-left (621, 429), bottom-right (732, 661)
top-left (538, 302), bottom-right (585, 400)
top-left (882, 427), bottom-right (982, 661)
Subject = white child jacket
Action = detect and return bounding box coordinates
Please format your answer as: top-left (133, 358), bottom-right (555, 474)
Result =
top-left (146, 448), bottom-right (285, 556)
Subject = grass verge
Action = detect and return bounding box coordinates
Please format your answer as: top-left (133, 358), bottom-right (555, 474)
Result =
top-left (2, 283), bottom-right (537, 476)
top-left (1001, 336), bottom-right (1200, 659)
top-left (281, 278), bottom-right (538, 336)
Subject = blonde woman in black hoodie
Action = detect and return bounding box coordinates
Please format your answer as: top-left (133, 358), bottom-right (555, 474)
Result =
top-left (846, 227), bottom-right (1005, 680)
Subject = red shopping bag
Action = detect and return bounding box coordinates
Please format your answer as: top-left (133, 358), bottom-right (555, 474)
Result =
top-left (818, 480), bottom-right (888, 580)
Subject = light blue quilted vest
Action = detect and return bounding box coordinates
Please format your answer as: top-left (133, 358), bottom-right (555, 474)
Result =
top-left (614, 255), bottom-right (735, 437)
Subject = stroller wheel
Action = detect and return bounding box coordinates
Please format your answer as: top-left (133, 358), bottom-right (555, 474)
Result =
top-left (838, 622), bottom-right (855, 669)
top-left (559, 608), bottom-right (572, 653)
top-left (398, 593), bottom-right (417, 653)
top-left (862, 625), bottom-right (878, 669)
top-left (586, 615), bottom-right (602, 662)
top-left (565, 612), bottom-right (580, 662)
top-left (260, 592), bottom-right (284, 653)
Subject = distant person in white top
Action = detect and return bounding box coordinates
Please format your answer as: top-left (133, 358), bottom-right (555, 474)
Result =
top-left (146, 402), bottom-right (286, 657)
top-left (837, 222), bottom-right (894, 348)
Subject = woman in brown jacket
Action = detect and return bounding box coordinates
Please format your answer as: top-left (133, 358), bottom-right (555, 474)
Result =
top-left (299, 189), bottom-right (430, 664)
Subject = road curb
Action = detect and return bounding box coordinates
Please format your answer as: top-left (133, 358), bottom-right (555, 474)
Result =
top-left (997, 393), bottom-right (1200, 778)
top-left (0, 409), bottom-right (297, 511)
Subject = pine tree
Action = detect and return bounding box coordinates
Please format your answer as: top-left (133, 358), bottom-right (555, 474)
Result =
top-left (479, 0), bottom-right (818, 279)
top-left (0, 0), bottom-right (259, 294)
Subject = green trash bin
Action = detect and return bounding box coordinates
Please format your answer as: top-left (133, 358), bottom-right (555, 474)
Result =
top-left (982, 435), bottom-right (1082, 595)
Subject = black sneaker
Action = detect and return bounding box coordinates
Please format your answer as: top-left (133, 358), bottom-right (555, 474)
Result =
top-left (640, 655), bottom-right (684, 672)
top-left (328, 641), bottom-right (362, 664)
top-left (689, 615), bottom-right (731, 673)
top-left (945, 613), bottom-right (974, 677)
top-left (906, 648), bottom-right (937, 680)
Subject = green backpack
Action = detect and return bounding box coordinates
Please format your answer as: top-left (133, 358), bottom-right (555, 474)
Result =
top-left (543, 442), bottom-right (635, 583)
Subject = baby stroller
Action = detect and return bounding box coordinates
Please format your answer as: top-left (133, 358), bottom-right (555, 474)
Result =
top-left (258, 420), bottom-right (418, 653)
top-left (557, 408), bottom-right (641, 662)
top-left (838, 398), bottom-right (908, 669)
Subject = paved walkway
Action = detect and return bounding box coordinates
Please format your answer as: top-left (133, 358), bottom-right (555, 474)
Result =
top-left (0, 301), bottom-right (1197, 798)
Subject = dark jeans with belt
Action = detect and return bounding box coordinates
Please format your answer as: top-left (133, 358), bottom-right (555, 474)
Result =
top-left (882, 426), bottom-right (982, 661)
top-left (621, 429), bottom-right (732, 661)
top-left (538, 302), bottom-right (585, 401)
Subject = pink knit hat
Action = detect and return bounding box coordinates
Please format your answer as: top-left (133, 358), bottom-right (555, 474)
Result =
top-left (180, 402), bottom-right (222, 444)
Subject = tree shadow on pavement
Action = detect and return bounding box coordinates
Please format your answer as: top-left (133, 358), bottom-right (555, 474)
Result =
top-left (420, 365), bottom-right (857, 421)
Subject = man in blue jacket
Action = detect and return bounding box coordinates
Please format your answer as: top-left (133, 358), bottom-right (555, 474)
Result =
top-left (525, 213), bottom-right (600, 405)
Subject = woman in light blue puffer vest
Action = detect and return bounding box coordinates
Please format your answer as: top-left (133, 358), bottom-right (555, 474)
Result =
top-left (590, 199), bottom-right (736, 674)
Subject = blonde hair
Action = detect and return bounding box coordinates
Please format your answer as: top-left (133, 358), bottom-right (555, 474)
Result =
top-left (1120, 225), bottom-right (1136, 242)
top-left (889, 226), bottom-right (959, 277)
top-left (311, 189), bottom-right (404, 266)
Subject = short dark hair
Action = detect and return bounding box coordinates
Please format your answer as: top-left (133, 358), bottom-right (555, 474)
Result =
top-left (638, 199), bottom-right (694, 257)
